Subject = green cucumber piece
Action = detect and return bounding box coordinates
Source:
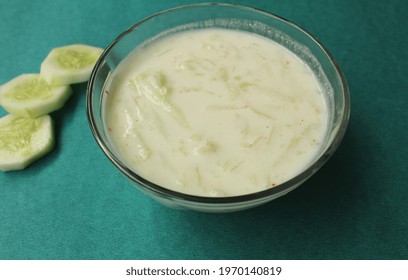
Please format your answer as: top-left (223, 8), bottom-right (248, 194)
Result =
top-left (40, 44), bottom-right (103, 85)
top-left (131, 71), bottom-right (190, 128)
top-left (0, 114), bottom-right (54, 171)
top-left (0, 74), bottom-right (72, 118)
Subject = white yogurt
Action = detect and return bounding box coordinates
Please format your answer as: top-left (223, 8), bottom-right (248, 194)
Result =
top-left (103, 28), bottom-right (328, 197)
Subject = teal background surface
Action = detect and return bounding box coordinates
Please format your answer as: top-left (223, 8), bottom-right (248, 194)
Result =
top-left (1, 0), bottom-right (407, 259)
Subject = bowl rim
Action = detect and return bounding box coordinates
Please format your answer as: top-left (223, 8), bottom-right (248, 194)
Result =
top-left (86, 2), bottom-right (350, 205)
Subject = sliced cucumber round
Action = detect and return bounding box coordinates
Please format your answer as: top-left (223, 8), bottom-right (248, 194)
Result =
top-left (40, 44), bottom-right (103, 85)
top-left (0, 114), bottom-right (54, 172)
top-left (0, 74), bottom-right (72, 118)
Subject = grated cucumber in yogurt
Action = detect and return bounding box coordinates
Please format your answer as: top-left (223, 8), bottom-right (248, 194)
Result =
top-left (103, 28), bottom-right (328, 197)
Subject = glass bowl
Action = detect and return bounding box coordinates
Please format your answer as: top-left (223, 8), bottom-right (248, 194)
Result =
top-left (86, 3), bottom-right (350, 212)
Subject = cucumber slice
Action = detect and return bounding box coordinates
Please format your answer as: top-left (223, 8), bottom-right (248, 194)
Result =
top-left (0, 74), bottom-right (72, 118)
top-left (0, 114), bottom-right (54, 172)
top-left (40, 44), bottom-right (103, 85)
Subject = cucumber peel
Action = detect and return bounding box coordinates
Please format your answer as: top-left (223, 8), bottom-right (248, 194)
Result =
top-left (0, 114), bottom-right (54, 171)
top-left (40, 44), bottom-right (103, 85)
top-left (0, 74), bottom-right (72, 118)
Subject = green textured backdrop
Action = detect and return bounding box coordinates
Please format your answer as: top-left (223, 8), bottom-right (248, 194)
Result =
top-left (1, 0), bottom-right (407, 259)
